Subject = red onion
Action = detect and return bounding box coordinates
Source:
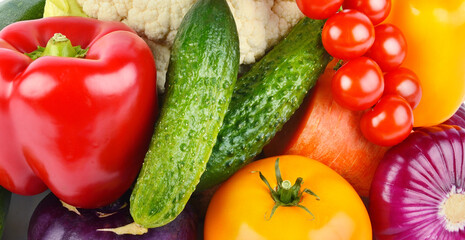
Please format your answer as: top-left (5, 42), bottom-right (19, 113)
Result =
top-left (369, 125), bottom-right (465, 239)
top-left (444, 104), bottom-right (465, 128)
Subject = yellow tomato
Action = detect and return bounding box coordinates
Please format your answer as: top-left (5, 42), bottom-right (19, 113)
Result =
top-left (204, 155), bottom-right (372, 240)
top-left (386, 0), bottom-right (465, 126)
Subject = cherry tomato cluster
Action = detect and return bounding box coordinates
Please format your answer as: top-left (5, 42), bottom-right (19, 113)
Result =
top-left (296, 0), bottom-right (422, 147)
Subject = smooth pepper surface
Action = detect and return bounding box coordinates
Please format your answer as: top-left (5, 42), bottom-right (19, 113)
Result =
top-left (0, 17), bottom-right (158, 208)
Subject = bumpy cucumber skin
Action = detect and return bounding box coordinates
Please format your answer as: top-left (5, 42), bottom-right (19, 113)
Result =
top-left (130, 0), bottom-right (239, 228)
top-left (0, 0), bottom-right (46, 30)
top-left (197, 18), bottom-right (332, 191)
top-left (0, 187), bottom-right (11, 238)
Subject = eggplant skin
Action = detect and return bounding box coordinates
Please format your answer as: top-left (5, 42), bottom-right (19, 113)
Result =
top-left (28, 193), bottom-right (197, 240)
top-left (0, 187), bottom-right (11, 238)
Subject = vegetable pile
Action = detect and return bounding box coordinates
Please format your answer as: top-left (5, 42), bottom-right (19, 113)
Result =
top-left (298, 0), bottom-right (421, 147)
top-left (73, 0), bottom-right (306, 93)
top-left (264, 60), bottom-right (389, 196)
top-left (0, 0), bottom-right (464, 239)
top-left (130, 0), bottom-right (240, 228)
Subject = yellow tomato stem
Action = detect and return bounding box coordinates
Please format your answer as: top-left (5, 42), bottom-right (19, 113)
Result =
top-left (258, 158), bottom-right (320, 220)
top-left (279, 180), bottom-right (294, 203)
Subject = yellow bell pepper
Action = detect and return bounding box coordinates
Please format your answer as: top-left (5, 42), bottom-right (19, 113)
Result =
top-left (43, 0), bottom-right (88, 18)
top-left (386, 0), bottom-right (465, 127)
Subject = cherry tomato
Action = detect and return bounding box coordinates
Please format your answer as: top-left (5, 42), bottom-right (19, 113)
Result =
top-left (384, 67), bottom-right (422, 109)
top-left (332, 57), bottom-right (384, 111)
top-left (322, 9), bottom-right (375, 59)
top-left (365, 24), bottom-right (407, 72)
top-left (360, 95), bottom-right (413, 146)
top-left (204, 155), bottom-right (372, 240)
top-left (296, 0), bottom-right (344, 20)
top-left (342, 0), bottom-right (391, 25)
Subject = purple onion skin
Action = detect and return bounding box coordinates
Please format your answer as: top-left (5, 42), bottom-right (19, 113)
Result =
top-left (444, 104), bottom-right (465, 128)
top-left (28, 193), bottom-right (197, 240)
top-left (369, 125), bottom-right (465, 240)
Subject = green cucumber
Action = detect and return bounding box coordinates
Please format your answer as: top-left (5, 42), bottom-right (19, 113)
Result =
top-left (197, 17), bottom-right (332, 191)
top-left (0, 0), bottom-right (46, 30)
top-left (0, 187), bottom-right (11, 238)
top-left (130, 0), bottom-right (239, 228)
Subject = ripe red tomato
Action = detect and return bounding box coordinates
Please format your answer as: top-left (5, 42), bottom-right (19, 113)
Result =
top-left (360, 95), bottom-right (413, 146)
top-left (322, 9), bottom-right (375, 59)
top-left (332, 57), bottom-right (384, 111)
top-left (383, 67), bottom-right (422, 109)
top-left (296, 0), bottom-right (344, 20)
top-left (365, 24), bottom-right (407, 72)
top-left (342, 0), bottom-right (391, 25)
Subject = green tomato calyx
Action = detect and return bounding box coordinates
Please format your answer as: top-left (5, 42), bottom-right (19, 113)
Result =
top-left (258, 158), bottom-right (320, 220)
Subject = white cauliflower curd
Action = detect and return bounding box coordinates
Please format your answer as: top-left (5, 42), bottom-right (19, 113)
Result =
top-left (76, 0), bottom-right (304, 92)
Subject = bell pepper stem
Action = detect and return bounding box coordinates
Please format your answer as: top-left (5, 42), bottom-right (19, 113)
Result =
top-left (25, 33), bottom-right (88, 60)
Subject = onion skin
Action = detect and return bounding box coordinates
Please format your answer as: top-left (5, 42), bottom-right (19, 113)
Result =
top-left (28, 193), bottom-right (197, 240)
top-left (369, 125), bottom-right (465, 239)
top-left (444, 104), bottom-right (465, 128)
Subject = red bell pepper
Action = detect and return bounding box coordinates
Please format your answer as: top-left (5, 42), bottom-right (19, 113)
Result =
top-left (0, 17), bottom-right (158, 208)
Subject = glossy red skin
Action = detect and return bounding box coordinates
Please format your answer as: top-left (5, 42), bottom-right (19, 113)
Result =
top-left (342, 0), bottom-right (391, 25)
top-left (0, 17), bottom-right (157, 208)
top-left (383, 67), bottom-right (422, 109)
top-left (360, 94), bottom-right (413, 146)
top-left (370, 125), bottom-right (465, 239)
top-left (322, 10), bottom-right (375, 59)
top-left (296, 0), bottom-right (343, 20)
top-left (366, 24), bottom-right (407, 72)
top-left (332, 57), bottom-right (384, 111)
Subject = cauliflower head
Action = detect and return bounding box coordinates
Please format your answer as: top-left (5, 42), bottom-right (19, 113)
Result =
top-left (76, 0), bottom-right (304, 92)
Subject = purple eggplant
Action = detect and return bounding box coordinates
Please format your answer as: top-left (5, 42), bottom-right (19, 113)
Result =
top-left (28, 192), bottom-right (197, 240)
top-left (0, 187), bottom-right (11, 238)
top-left (369, 125), bottom-right (465, 239)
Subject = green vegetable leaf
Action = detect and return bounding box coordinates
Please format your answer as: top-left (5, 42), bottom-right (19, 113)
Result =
top-left (74, 46), bottom-right (89, 58)
top-left (25, 46), bottom-right (45, 61)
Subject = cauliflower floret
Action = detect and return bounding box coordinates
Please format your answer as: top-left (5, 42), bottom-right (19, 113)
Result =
top-left (77, 0), bottom-right (304, 92)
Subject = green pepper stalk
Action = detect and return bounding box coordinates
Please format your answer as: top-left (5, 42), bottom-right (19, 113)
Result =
top-left (26, 33), bottom-right (88, 60)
